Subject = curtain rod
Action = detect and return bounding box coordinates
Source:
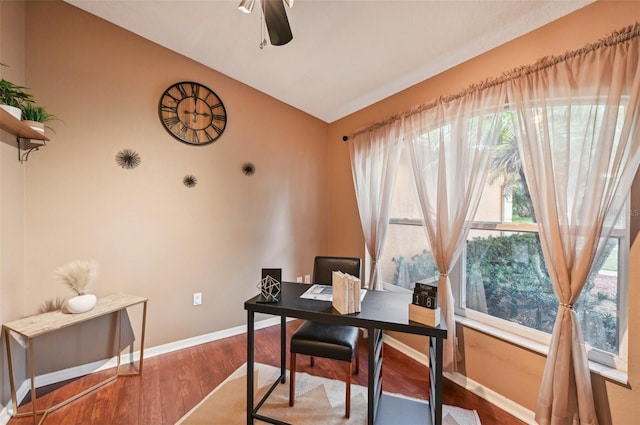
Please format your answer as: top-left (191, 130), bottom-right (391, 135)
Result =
top-left (342, 22), bottom-right (640, 142)
top-left (342, 115), bottom-right (402, 141)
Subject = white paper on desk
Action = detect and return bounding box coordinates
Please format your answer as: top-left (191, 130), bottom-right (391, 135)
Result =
top-left (300, 284), bottom-right (333, 301)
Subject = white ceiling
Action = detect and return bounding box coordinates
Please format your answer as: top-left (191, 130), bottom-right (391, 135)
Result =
top-left (65, 0), bottom-right (594, 123)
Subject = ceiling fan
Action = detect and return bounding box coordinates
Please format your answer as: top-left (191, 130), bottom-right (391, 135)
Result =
top-left (238, 0), bottom-right (294, 47)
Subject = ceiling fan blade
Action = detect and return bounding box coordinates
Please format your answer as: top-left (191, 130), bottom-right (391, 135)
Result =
top-left (263, 0), bottom-right (293, 46)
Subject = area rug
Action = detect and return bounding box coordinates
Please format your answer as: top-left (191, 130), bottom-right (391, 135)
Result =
top-left (176, 363), bottom-right (481, 425)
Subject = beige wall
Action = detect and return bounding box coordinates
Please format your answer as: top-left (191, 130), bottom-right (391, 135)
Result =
top-left (328, 1), bottom-right (640, 424)
top-left (0, 0), bottom-right (27, 329)
top-left (23, 0), bottom-right (329, 341)
top-left (0, 0), bottom-right (28, 408)
top-left (0, 0), bottom-right (330, 407)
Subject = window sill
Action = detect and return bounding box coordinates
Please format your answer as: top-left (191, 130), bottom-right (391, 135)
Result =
top-left (455, 315), bottom-right (629, 386)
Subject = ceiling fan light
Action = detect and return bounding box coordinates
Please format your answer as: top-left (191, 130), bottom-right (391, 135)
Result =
top-left (283, 0), bottom-right (294, 7)
top-left (238, 0), bottom-right (255, 13)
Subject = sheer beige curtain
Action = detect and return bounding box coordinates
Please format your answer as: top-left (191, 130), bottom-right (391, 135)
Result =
top-left (349, 119), bottom-right (403, 290)
top-left (506, 24), bottom-right (640, 425)
top-left (405, 85), bottom-right (506, 372)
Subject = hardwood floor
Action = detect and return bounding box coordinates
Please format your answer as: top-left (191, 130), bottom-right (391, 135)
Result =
top-left (8, 321), bottom-right (526, 424)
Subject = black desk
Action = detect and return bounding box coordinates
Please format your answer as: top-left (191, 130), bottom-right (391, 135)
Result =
top-left (245, 282), bottom-right (447, 425)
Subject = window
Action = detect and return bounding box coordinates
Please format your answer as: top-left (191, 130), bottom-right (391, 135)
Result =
top-left (463, 224), bottom-right (626, 363)
top-left (379, 147), bottom-right (437, 289)
top-left (380, 112), bottom-right (629, 372)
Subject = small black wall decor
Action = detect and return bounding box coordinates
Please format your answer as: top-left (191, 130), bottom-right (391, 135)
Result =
top-left (183, 175), bottom-right (197, 188)
top-left (242, 162), bottom-right (256, 176)
top-left (115, 149), bottom-right (141, 169)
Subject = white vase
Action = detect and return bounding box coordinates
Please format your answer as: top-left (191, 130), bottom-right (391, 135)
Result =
top-left (66, 294), bottom-right (97, 314)
top-left (0, 104), bottom-right (22, 120)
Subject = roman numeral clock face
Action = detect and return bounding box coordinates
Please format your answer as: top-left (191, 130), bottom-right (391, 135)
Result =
top-left (159, 82), bottom-right (227, 145)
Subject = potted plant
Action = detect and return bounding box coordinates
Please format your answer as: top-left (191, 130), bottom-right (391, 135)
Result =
top-left (55, 259), bottom-right (99, 314)
top-left (0, 79), bottom-right (34, 120)
top-left (20, 102), bottom-right (58, 134)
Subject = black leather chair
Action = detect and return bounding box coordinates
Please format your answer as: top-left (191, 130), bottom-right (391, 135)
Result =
top-left (289, 256), bottom-right (361, 418)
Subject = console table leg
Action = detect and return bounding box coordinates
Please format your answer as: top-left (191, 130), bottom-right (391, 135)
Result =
top-left (116, 310), bottom-right (123, 373)
top-left (138, 301), bottom-right (148, 373)
top-left (28, 338), bottom-right (37, 425)
top-left (4, 328), bottom-right (18, 419)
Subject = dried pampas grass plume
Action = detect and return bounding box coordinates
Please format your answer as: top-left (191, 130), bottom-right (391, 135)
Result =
top-left (54, 260), bottom-right (99, 295)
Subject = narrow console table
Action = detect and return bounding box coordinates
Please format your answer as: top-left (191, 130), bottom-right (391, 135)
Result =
top-left (245, 282), bottom-right (447, 425)
top-left (2, 293), bottom-right (148, 425)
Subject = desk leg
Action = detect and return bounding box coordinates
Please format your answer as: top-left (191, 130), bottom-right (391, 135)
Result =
top-left (247, 310), bottom-right (255, 425)
top-left (367, 328), bottom-right (383, 425)
top-left (367, 329), bottom-right (374, 425)
top-left (280, 316), bottom-right (286, 384)
top-left (430, 336), bottom-right (444, 425)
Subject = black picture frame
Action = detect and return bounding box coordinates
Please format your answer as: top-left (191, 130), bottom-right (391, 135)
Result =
top-left (257, 268), bottom-right (282, 303)
top-left (261, 268), bottom-right (282, 283)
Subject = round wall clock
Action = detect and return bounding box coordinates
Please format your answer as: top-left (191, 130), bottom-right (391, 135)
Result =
top-left (158, 81), bottom-right (227, 145)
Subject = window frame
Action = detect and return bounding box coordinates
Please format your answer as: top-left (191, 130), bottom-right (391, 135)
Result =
top-left (454, 218), bottom-right (629, 374)
top-left (380, 206), bottom-right (630, 380)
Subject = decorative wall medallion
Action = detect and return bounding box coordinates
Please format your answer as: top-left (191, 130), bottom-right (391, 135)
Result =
top-left (242, 162), bottom-right (256, 176)
top-left (115, 149), bottom-right (141, 169)
top-left (159, 81), bottom-right (227, 146)
top-left (183, 175), bottom-right (197, 188)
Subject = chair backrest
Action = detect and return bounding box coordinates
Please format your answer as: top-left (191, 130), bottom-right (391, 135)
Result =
top-left (312, 256), bottom-right (361, 285)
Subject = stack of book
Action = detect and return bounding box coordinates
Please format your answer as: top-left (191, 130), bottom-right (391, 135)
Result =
top-left (408, 280), bottom-right (440, 326)
top-left (332, 271), bottom-right (362, 314)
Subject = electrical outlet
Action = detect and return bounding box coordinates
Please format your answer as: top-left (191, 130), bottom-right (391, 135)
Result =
top-left (304, 274), bottom-right (311, 284)
top-left (296, 276), bottom-right (303, 283)
top-left (193, 292), bottom-right (202, 306)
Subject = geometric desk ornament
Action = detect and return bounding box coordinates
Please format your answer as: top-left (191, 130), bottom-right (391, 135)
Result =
top-left (257, 268), bottom-right (282, 303)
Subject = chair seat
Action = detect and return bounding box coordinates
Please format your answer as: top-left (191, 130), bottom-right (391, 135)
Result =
top-left (290, 321), bottom-right (359, 362)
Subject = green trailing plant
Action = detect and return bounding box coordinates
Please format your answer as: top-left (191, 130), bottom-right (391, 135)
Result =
top-left (1, 64), bottom-right (56, 122)
top-left (20, 101), bottom-right (58, 123)
top-left (0, 79), bottom-right (35, 108)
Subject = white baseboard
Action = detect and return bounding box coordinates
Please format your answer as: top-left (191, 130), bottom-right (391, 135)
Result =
top-left (2, 319), bottom-right (533, 425)
top-left (383, 335), bottom-right (536, 425)
top-left (0, 409), bottom-right (10, 425)
top-left (0, 316), bottom-right (284, 425)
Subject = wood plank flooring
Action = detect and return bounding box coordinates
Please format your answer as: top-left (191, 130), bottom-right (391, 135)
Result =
top-left (8, 320), bottom-right (527, 424)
